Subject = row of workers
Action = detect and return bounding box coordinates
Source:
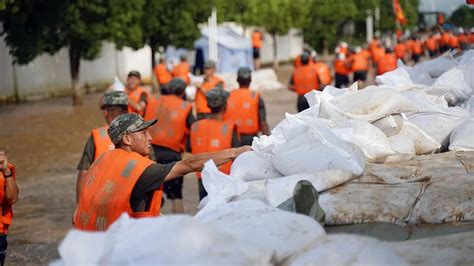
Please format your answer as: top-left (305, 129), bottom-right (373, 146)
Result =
top-left (75, 65), bottom-right (270, 225)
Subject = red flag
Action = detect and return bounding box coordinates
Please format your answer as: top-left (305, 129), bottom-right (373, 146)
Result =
top-left (393, 0), bottom-right (407, 25)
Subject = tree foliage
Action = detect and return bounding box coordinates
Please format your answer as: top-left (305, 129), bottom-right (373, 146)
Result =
top-left (450, 5), bottom-right (474, 28)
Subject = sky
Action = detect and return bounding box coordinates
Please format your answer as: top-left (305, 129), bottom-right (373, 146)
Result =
top-left (419, 0), bottom-right (469, 15)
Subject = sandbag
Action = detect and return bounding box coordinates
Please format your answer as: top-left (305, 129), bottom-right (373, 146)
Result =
top-left (319, 86), bottom-right (417, 122)
top-left (384, 133), bottom-right (416, 163)
top-left (449, 118), bottom-right (474, 151)
top-left (371, 114), bottom-right (403, 137)
top-left (272, 120), bottom-right (365, 176)
top-left (325, 119), bottom-right (395, 163)
top-left (265, 170), bottom-right (356, 207)
top-left (58, 215), bottom-right (272, 265)
top-left (230, 151), bottom-right (283, 181)
top-left (397, 121), bottom-right (440, 155)
top-left (196, 200), bottom-right (325, 261)
top-left (431, 67), bottom-right (473, 103)
top-left (375, 67), bottom-right (413, 87)
top-left (287, 234), bottom-right (407, 266)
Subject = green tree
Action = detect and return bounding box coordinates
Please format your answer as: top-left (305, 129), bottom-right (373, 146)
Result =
top-left (303, 0), bottom-right (358, 55)
top-left (141, 0), bottom-right (212, 70)
top-left (450, 5), bottom-right (474, 28)
top-left (0, 0), bottom-right (144, 105)
top-left (379, 0), bottom-right (419, 32)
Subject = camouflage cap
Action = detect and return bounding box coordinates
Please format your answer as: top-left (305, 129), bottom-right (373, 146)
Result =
top-left (127, 70), bottom-right (141, 79)
top-left (206, 86), bottom-right (229, 109)
top-left (204, 60), bottom-right (216, 69)
top-left (237, 67), bottom-right (251, 79)
top-left (101, 90), bottom-right (128, 108)
top-left (108, 113), bottom-right (157, 145)
top-left (168, 78), bottom-right (187, 95)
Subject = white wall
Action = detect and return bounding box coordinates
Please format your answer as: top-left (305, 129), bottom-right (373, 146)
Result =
top-left (0, 37), bottom-right (16, 100)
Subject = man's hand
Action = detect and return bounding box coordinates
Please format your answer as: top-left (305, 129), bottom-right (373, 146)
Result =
top-left (232, 146), bottom-right (252, 159)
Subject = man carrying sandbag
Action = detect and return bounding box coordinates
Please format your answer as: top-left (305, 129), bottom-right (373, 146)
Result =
top-left (190, 87), bottom-right (241, 200)
top-left (224, 67), bottom-right (270, 146)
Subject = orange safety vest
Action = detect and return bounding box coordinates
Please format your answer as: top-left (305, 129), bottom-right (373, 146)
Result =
top-left (292, 64), bottom-right (320, 96)
top-left (440, 32), bottom-right (451, 46)
top-left (195, 75), bottom-right (225, 114)
top-left (294, 55), bottom-right (314, 69)
top-left (91, 126), bottom-right (115, 161)
top-left (73, 149), bottom-right (162, 231)
top-left (313, 62), bottom-right (332, 86)
top-left (449, 36), bottom-right (459, 48)
top-left (361, 49), bottom-right (372, 61)
top-left (458, 34), bottom-right (468, 45)
top-left (377, 53), bottom-right (397, 75)
top-left (469, 33), bottom-right (474, 44)
top-left (172, 62), bottom-right (191, 85)
top-left (371, 46), bottom-right (385, 64)
top-left (0, 164), bottom-right (15, 234)
top-left (126, 86), bottom-right (148, 117)
top-left (425, 37), bottom-right (437, 52)
top-left (368, 39), bottom-right (379, 52)
top-left (145, 95), bottom-right (193, 152)
top-left (410, 40), bottom-right (423, 55)
top-left (154, 63), bottom-right (172, 85)
top-left (334, 59), bottom-right (351, 76)
top-left (394, 43), bottom-right (407, 59)
top-left (224, 89), bottom-right (260, 135)
top-left (190, 120), bottom-right (235, 178)
top-left (252, 31), bottom-right (263, 48)
top-left (350, 53), bottom-right (369, 72)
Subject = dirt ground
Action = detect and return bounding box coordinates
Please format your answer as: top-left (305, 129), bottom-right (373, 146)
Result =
top-left (0, 64), bottom-right (307, 264)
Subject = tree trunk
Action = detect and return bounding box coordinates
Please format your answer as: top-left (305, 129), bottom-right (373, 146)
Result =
top-left (272, 33), bottom-right (278, 69)
top-left (69, 45), bottom-right (83, 105)
top-left (150, 44), bottom-right (159, 93)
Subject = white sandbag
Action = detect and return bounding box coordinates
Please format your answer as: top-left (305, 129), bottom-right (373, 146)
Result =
top-left (288, 234), bottom-right (407, 266)
top-left (196, 200), bottom-right (325, 261)
top-left (195, 160), bottom-right (248, 217)
top-left (384, 134), bottom-right (416, 163)
top-left (398, 121), bottom-right (440, 154)
top-left (375, 67), bottom-right (413, 87)
top-left (58, 230), bottom-right (107, 265)
top-left (100, 215), bottom-right (271, 265)
top-left (251, 134), bottom-right (285, 155)
top-left (371, 114), bottom-right (403, 137)
top-left (460, 96), bottom-right (474, 114)
top-left (319, 86), bottom-right (417, 122)
top-left (407, 52), bottom-right (458, 81)
top-left (231, 179), bottom-right (268, 203)
top-left (230, 151), bottom-right (283, 181)
top-left (218, 69), bottom-right (285, 91)
top-left (265, 170), bottom-right (356, 207)
top-left (431, 67), bottom-right (473, 103)
top-left (272, 120), bottom-right (365, 176)
top-left (325, 119), bottom-right (395, 163)
top-left (449, 118), bottom-right (474, 151)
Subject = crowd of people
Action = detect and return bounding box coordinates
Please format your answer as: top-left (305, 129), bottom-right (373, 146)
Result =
top-left (287, 27), bottom-right (473, 112)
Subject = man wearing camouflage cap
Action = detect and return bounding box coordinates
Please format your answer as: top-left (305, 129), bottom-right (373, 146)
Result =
top-left (76, 90), bottom-right (129, 202)
top-left (144, 78), bottom-right (196, 213)
top-left (125, 70), bottom-right (149, 116)
top-left (224, 67), bottom-right (270, 146)
top-left (190, 87), bottom-right (241, 200)
top-left (74, 113), bottom-right (249, 231)
top-left (194, 60), bottom-right (225, 120)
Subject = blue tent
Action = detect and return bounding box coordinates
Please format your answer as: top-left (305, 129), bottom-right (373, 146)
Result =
top-left (194, 26), bottom-right (254, 73)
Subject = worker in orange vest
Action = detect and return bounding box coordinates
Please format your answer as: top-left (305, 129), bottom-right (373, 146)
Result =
top-left (289, 52), bottom-right (320, 112)
top-left (439, 31), bottom-right (451, 53)
top-left (154, 57), bottom-right (173, 95)
top-left (224, 67), bottom-right (270, 146)
top-left (313, 55), bottom-right (332, 89)
top-left (0, 151), bottom-right (19, 265)
top-left (294, 47), bottom-right (314, 69)
top-left (368, 36), bottom-right (380, 55)
top-left (350, 47), bottom-right (369, 86)
top-left (252, 29), bottom-right (264, 70)
top-left (190, 87), bottom-right (241, 200)
top-left (125, 71), bottom-right (149, 117)
top-left (74, 113), bottom-right (249, 231)
top-left (394, 39), bottom-right (407, 63)
top-left (371, 43), bottom-right (385, 68)
top-left (172, 55), bottom-right (191, 85)
top-left (335, 42), bottom-right (349, 57)
top-left (377, 47), bottom-right (398, 75)
top-left (334, 53), bottom-right (352, 89)
top-left (409, 37), bottom-right (423, 63)
top-left (424, 34), bottom-right (438, 58)
top-left (448, 34), bottom-right (460, 50)
top-left (76, 91), bottom-right (128, 202)
top-left (194, 60), bottom-right (225, 120)
top-left (144, 78), bottom-right (195, 213)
